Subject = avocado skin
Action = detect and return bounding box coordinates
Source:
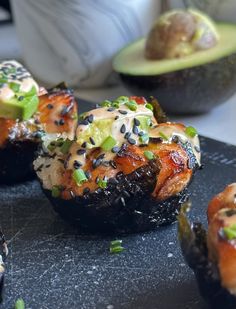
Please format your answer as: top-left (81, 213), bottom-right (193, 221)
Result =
top-left (180, 222), bottom-right (236, 309)
top-left (119, 53), bottom-right (236, 115)
top-left (42, 161), bottom-right (189, 233)
top-left (0, 140), bottom-right (38, 184)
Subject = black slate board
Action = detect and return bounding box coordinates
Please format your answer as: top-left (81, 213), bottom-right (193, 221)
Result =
top-left (1, 100), bottom-right (236, 309)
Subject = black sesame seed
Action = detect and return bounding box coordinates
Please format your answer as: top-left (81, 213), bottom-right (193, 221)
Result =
top-left (73, 160), bottom-right (82, 169)
top-left (107, 107), bottom-right (115, 112)
top-left (102, 161), bottom-right (110, 167)
top-left (109, 160), bottom-right (117, 169)
top-left (128, 137), bottom-right (136, 145)
top-left (133, 125), bottom-right (139, 135)
top-left (47, 103), bottom-right (53, 109)
top-left (172, 135), bottom-right (179, 143)
top-left (96, 153), bottom-right (105, 160)
top-left (54, 120), bottom-right (60, 126)
top-left (138, 131), bottom-right (144, 136)
top-left (57, 158), bottom-right (64, 164)
top-left (112, 146), bottom-right (120, 153)
top-left (88, 114), bottom-right (94, 123)
top-left (123, 191), bottom-right (130, 198)
top-left (89, 137), bottom-right (95, 145)
top-left (61, 105), bottom-right (70, 116)
top-left (109, 177), bottom-right (119, 185)
top-left (85, 171), bottom-right (91, 179)
top-left (134, 118), bottom-right (140, 126)
top-left (45, 164), bottom-right (51, 168)
top-left (59, 119), bottom-right (65, 126)
top-left (18, 96), bottom-right (24, 101)
top-left (83, 187), bottom-right (90, 195)
top-left (92, 158), bottom-right (103, 169)
top-left (124, 132), bottom-right (131, 139)
top-left (81, 142), bottom-right (87, 148)
top-left (118, 110), bottom-right (128, 115)
top-left (120, 124), bottom-right (126, 134)
top-left (77, 149), bottom-right (86, 155)
top-left (34, 118), bottom-right (40, 125)
top-left (115, 116), bottom-right (119, 120)
top-left (194, 145), bottom-right (201, 153)
top-left (81, 119), bottom-right (89, 125)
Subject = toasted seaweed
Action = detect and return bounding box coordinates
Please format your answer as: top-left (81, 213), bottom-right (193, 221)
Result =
top-left (178, 208), bottom-right (236, 309)
top-left (43, 160), bottom-right (189, 233)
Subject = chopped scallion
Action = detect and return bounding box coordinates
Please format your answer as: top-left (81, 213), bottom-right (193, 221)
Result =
top-left (60, 139), bottom-right (73, 154)
top-left (15, 298), bottom-right (25, 309)
top-left (144, 150), bottom-right (155, 160)
top-left (145, 103), bottom-right (153, 111)
top-left (100, 100), bottom-right (112, 107)
top-left (9, 82), bottom-right (20, 93)
top-left (222, 224), bottom-right (236, 240)
top-left (101, 136), bottom-right (116, 151)
top-left (97, 178), bottom-right (107, 189)
top-left (159, 131), bottom-right (169, 141)
top-left (110, 240), bottom-right (122, 247)
top-left (139, 133), bottom-right (149, 144)
top-left (125, 100), bottom-right (137, 111)
top-left (110, 239), bottom-right (125, 254)
top-left (185, 126), bottom-right (198, 138)
top-left (73, 169), bottom-right (88, 186)
top-left (51, 186), bottom-right (61, 198)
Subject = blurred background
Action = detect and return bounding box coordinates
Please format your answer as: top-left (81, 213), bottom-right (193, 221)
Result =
top-left (1, 0), bottom-right (236, 144)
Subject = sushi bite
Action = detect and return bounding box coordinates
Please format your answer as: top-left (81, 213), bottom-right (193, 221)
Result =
top-left (0, 60), bottom-right (78, 184)
top-left (179, 183), bottom-right (236, 308)
top-left (34, 96), bottom-right (201, 233)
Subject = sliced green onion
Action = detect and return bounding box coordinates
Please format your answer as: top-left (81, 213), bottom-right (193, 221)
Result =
top-left (159, 131), bottom-right (169, 141)
top-left (47, 143), bottom-right (56, 152)
top-left (125, 100), bottom-right (137, 111)
top-left (116, 96), bottom-right (129, 104)
top-left (145, 103), bottom-right (153, 111)
top-left (112, 101), bottom-right (120, 109)
top-left (222, 224), bottom-right (236, 240)
top-left (97, 178), bottom-right (107, 189)
top-left (100, 100), bottom-right (112, 107)
top-left (101, 136), bottom-right (116, 151)
top-left (71, 113), bottom-right (78, 120)
top-left (139, 133), bottom-right (149, 144)
top-left (144, 150), bottom-right (155, 160)
top-left (51, 186), bottom-right (61, 198)
top-left (185, 126), bottom-right (198, 138)
top-left (9, 82), bottom-right (20, 93)
top-left (110, 246), bottom-right (125, 254)
top-left (15, 298), bottom-right (25, 309)
top-left (73, 169), bottom-right (88, 186)
top-left (6, 67), bottom-right (16, 75)
top-left (60, 139), bottom-right (73, 154)
top-left (110, 240), bottom-right (123, 247)
top-left (110, 240), bottom-right (125, 254)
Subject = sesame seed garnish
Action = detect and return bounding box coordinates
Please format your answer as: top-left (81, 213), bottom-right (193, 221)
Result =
top-left (118, 110), bottom-right (128, 115)
top-left (47, 103), bottom-right (53, 109)
top-left (134, 118), bottom-right (140, 126)
top-left (97, 153), bottom-right (105, 160)
top-left (133, 125), bottom-right (139, 135)
top-left (138, 131), bottom-right (144, 136)
top-left (18, 96), bottom-right (24, 101)
top-left (61, 105), bottom-right (70, 116)
top-left (115, 116), bottom-right (119, 120)
top-left (87, 114), bottom-right (94, 123)
top-left (77, 149), bottom-right (86, 155)
top-left (81, 119), bottom-right (89, 125)
top-left (120, 124), bottom-right (126, 134)
top-left (54, 120), bottom-right (60, 126)
top-left (89, 137), bottom-right (95, 145)
top-left (128, 137), bottom-right (136, 145)
top-left (124, 132), bottom-right (131, 139)
top-left (107, 107), bottom-right (115, 112)
top-left (109, 160), bottom-right (117, 169)
top-left (194, 145), bottom-right (200, 153)
top-left (83, 187), bottom-right (90, 195)
top-left (112, 146), bottom-right (120, 153)
top-left (109, 177), bottom-right (119, 185)
top-left (81, 142), bottom-right (87, 148)
top-left (73, 160), bottom-right (82, 169)
top-left (59, 119), bottom-right (65, 126)
top-left (92, 158), bottom-right (102, 169)
top-left (85, 171), bottom-right (91, 179)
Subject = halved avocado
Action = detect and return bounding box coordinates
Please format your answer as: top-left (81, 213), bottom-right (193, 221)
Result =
top-left (113, 23), bottom-right (236, 114)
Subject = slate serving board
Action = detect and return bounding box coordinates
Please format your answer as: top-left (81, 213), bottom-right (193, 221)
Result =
top-left (1, 99), bottom-right (236, 309)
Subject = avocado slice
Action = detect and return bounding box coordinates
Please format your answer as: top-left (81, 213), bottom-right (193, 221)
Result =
top-left (0, 86), bottom-right (39, 121)
top-left (113, 23), bottom-right (236, 114)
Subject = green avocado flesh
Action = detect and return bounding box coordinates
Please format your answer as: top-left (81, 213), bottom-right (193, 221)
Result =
top-left (0, 88), bottom-right (39, 120)
top-left (113, 24), bottom-right (236, 76)
top-left (76, 115), bottom-right (151, 149)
